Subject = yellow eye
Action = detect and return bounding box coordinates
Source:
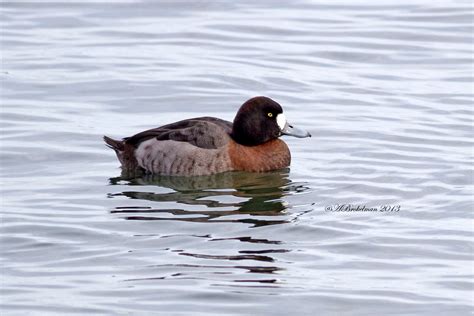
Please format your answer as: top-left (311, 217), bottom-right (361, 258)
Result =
top-left (267, 112), bottom-right (273, 118)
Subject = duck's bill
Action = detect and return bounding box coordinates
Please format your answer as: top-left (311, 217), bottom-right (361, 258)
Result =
top-left (281, 122), bottom-right (311, 138)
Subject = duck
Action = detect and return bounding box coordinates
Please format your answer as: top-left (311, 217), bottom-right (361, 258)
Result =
top-left (104, 96), bottom-right (311, 176)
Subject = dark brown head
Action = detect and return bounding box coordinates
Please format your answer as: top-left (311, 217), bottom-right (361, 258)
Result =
top-left (231, 96), bottom-right (311, 146)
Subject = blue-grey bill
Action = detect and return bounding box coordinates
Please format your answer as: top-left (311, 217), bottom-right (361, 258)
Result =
top-left (281, 122), bottom-right (311, 138)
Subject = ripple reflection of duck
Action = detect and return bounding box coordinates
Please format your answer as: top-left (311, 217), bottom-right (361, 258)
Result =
top-left (109, 169), bottom-right (309, 227)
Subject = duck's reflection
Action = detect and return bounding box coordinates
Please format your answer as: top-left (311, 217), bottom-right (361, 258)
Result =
top-left (109, 169), bottom-right (309, 227)
top-left (109, 169), bottom-right (310, 285)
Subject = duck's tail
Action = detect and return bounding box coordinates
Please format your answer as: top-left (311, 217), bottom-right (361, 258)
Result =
top-left (104, 135), bottom-right (143, 176)
top-left (103, 135), bottom-right (125, 166)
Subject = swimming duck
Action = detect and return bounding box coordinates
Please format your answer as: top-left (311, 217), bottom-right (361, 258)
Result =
top-left (104, 96), bottom-right (311, 176)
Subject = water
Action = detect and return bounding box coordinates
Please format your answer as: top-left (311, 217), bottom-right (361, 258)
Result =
top-left (1, 1), bottom-right (473, 315)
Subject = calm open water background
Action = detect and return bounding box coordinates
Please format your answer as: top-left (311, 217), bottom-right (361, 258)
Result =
top-left (1, 1), bottom-right (473, 315)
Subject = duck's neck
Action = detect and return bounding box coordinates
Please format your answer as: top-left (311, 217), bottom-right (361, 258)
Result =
top-left (228, 139), bottom-right (291, 172)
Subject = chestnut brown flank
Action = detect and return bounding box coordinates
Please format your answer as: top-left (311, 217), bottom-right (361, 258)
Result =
top-left (228, 139), bottom-right (291, 172)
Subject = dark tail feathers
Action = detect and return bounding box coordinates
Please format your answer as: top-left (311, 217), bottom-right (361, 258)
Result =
top-left (103, 135), bottom-right (126, 167)
top-left (103, 135), bottom-right (124, 151)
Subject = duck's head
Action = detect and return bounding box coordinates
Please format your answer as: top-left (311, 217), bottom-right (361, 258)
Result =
top-left (231, 96), bottom-right (311, 146)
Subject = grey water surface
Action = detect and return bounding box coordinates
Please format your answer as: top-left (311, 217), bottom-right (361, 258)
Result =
top-left (1, 1), bottom-right (473, 315)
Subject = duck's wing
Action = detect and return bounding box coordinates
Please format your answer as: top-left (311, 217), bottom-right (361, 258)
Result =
top-left (125, 117), bottom-right (233, 149)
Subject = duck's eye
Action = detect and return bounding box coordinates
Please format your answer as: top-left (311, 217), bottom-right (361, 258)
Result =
top-left (267, 112), bottom-right (273, 118)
